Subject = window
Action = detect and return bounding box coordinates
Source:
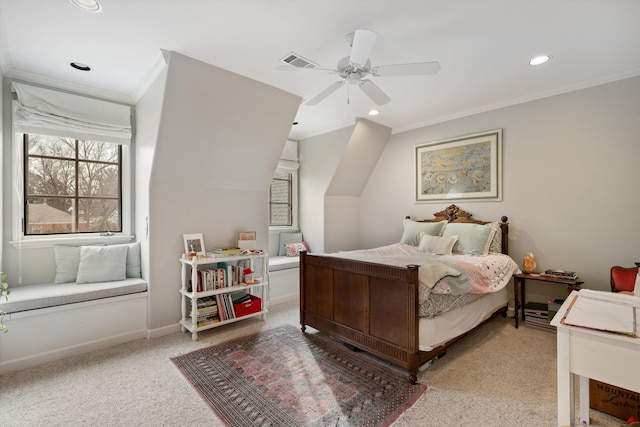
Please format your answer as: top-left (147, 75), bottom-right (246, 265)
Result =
top-left (24, 134), bottom-right (122, 235)
top-left (269, 141), bottom-right (299, 229)
top-left (269, 169), bottom-right (292, 227)
top-left (10, 82), bottom-right (133, 247)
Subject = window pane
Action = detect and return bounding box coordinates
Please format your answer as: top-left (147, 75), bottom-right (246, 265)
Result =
top-left (270, 204), bottom-right (291, 226)
top-left (78, 199), bottom-right (121, 232)
top-left (27, 157), bottom-right (76, 196)
top-left (270, 179), bottom-right (289, 203)
top-left (27, 134), bottom-right (75, 158)
top-left (78, 140), bottom-right (119, 162)
top-left (78, 162), bottom-right (119, 197)
top-left (26, 198), bottom-right (74, 234)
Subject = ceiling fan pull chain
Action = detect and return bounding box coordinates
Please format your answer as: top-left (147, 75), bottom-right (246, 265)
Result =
top-left (347, 81), bottom-right (350, 104)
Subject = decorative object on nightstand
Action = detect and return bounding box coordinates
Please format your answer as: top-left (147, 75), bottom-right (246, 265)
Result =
top-left (522, 252), bottom-right (536, 273)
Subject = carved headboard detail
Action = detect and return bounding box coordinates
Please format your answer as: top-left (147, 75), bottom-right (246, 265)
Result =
top-left (406, 204), bottom-right (510, 254)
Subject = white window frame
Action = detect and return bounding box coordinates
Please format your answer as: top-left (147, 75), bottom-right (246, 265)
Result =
top-left (10, 128), bottom-right (134, 249)
top-left (268, 167), bottom-right (299, 231)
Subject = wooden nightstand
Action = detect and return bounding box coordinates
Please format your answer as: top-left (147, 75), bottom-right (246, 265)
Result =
top-left (512, 273), bottom-right (584, 328)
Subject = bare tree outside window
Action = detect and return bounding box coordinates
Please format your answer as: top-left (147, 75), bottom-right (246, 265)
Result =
top-left (24, 134), bottom-right (122, 235)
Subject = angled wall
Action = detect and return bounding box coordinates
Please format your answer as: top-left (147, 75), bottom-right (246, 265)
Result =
top-left (299, 119), bottom-right (390, 254)
top-left (145, 52), bottom-right (300, 331)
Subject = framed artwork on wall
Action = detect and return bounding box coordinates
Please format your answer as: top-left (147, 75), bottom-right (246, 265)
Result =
top-left (183, 233), bottom-right (206, 258)
top-left (415, 129), bottom-right (502, 202)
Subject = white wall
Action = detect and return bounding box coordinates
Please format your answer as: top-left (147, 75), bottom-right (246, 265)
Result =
top-left (299, 126), bottom-right (354, 253)
top-left (133, 59), bottom-right (167, 334)
top-left (146, 52), bottom-right (300, 331)
top-left (357, 75), bottom-right (640, 300)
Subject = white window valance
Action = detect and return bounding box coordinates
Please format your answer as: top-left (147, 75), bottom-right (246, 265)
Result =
top-left (11, 82), bottom-right (132, 145)
top-left (277, 140), bottom-right (299, 171)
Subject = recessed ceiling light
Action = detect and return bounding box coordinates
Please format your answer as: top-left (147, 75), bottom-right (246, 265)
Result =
top-left (529, 55), bottom-right (551, 66)
top-left (69, 0), bottom-right (102, 12)
top-left (70, 62), bottom-right (91, 71)
top-left (368, 109), bottom-right (379, 116)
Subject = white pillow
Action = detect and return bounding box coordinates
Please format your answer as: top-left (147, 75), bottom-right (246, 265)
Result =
top-left (53, 246), bottom-right (81, 284)
top-left (75, 245), bottom-right (128, 284)
top-left (417, 234), bottom-right (459, 255)
top-left (103, 242), bottom-right (142, 278)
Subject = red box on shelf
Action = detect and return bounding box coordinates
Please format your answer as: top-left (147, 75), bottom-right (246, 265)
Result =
top-left (234, 295), bottom-right (262, 318)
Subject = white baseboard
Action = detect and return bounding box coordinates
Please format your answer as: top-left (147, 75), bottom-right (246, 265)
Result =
top-left (147, 323), bottom-right (181, 339)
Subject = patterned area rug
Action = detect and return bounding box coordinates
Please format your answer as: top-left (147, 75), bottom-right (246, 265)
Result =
top-left (171, 325), bottom-right (426, 427)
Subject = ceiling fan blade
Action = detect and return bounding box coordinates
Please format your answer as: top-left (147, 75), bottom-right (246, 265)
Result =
top-left (359, 79), bottom-right (391, 106)
top-left (372, 61), bottom-right (441, 76)
top-left (305, 81), bottom-right (345, 106)
top-left (350, 29), bottom-right (377, 68)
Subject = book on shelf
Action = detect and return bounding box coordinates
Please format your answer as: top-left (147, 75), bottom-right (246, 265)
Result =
top-left (210, 247), bottom-right (242, 255)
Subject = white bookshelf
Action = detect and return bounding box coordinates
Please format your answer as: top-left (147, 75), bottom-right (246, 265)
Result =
top-left (179, 253), bottom-right (269, 340)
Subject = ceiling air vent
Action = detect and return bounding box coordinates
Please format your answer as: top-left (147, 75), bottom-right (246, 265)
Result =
top-left (280, 53), bottom-right (318, 69)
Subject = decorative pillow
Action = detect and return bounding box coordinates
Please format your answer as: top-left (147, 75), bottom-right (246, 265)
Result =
top-left (75, 245), bottom-right (128, 284)
top-left (105, 242), bottom-right (142, 278)
top-left (53, 246), bottom-right (81, 284)
top-left (441, 222), bottom-right (496, 256)
top-left (278, 232), bottom-right (303, 256)
top-left (399, 219), bottom-right (447, 246)
top-left (285, 242), bottom-right (307, 257)
top-left (417, 234), bottom-right (459, 255)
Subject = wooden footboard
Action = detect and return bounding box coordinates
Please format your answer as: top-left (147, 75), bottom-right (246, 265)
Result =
top-left (300, 250), bottom-right (424, 383)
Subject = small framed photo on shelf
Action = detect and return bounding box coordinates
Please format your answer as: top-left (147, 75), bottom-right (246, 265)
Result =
top-left (238, 231), bottom-right (256, 241)
top-left (183, 233), bottom-right (206, 259)
top-left (238, 231), bottom-right (257, 251)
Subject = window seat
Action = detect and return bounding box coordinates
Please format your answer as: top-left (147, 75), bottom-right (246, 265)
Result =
top-left (0, 242), bottom-right (148, 374)
top-left (268, 256), bottom-right (299, 305)
top-left (269, 255), bottom-right (299, 271)
top-left (0, 278), bottom-right (147, 314)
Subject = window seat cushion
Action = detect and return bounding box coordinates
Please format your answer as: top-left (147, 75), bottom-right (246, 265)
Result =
top-left (0, 278), bottom-right (148, 314)
top-left (269, 256), bottom-right (299, 272)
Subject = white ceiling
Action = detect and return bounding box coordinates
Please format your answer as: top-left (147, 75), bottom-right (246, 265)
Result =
top-left (1, 0), bottom-right (640, 141)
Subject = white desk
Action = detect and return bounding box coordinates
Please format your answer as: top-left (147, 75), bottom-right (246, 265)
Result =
top-left (551, 291), bottom-right (640, 426)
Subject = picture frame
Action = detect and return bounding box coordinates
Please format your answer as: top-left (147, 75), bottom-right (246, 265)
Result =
top-left (238, 231), bottom-right (257, 251)
top-left (183, 233), bottom-right (206, 257)
top-left (415, 129), bottom-right (502, 202)
top-left (238, 231), bottom-right (256, 241)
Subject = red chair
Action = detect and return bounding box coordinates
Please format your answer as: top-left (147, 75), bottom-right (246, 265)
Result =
top-left (610, 266), bottom-right (638, 293)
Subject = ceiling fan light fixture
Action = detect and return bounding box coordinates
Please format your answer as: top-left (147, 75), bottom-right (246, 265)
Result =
top-left (529, 55), bottom-right (551, 66)
top-left (368, 109), bottom-right (379, 116)
top-left (69, 0), bottom-right (102, 12)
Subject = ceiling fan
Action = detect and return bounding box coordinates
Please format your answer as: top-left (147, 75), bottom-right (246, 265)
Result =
top-left (284, 29), bottom-right (441, 106)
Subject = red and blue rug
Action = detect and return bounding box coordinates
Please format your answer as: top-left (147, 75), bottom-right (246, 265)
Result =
top-left (171, 325), bottom-right (426, 426)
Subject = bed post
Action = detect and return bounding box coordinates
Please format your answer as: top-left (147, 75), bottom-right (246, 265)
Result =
top-left (300, 250), bottom-right (306, 333)
top-left (500, 216), bottom-right (509, 255)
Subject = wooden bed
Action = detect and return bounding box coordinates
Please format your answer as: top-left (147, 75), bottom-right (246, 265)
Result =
top-left (299, 204), bottom-right (512, 384)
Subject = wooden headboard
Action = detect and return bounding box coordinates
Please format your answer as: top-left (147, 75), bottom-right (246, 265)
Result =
top-left (407, 204), bottom-right (509, 255)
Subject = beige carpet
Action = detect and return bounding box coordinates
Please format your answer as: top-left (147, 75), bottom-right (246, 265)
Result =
top-left (0, 301), bottom-right (624, 427)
